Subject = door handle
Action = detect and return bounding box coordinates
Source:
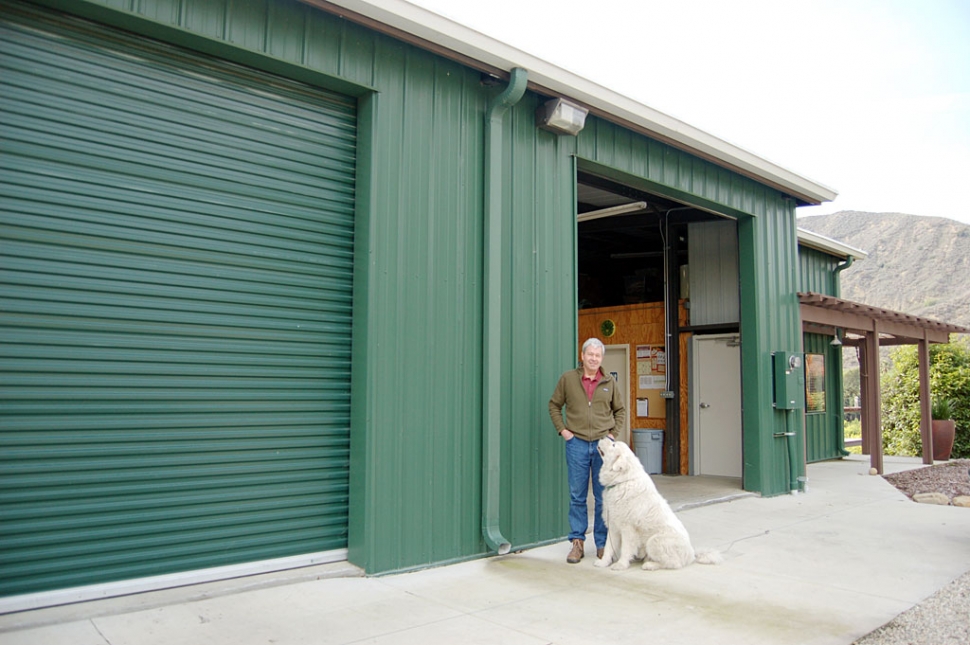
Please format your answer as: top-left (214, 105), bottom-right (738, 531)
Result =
top-left (699, 403), bottom-right (711, 409)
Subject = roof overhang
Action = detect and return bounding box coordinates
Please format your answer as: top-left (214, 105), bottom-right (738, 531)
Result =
top-left (797, 228), bottom-right (868, 260)
top-left (799, 292), bottom-right (970, 345)
top-left (302, 0), bottom-right (838, 206)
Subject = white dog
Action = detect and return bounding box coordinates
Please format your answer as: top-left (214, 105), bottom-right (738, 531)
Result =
top-left (595, 438), bottom-right (722, 571)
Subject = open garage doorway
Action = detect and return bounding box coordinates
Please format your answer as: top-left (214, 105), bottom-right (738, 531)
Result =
top-left (575, 169), bottom-right (744, 493)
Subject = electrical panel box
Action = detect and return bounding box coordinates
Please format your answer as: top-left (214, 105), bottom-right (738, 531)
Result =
top-left (772, 351), bottom-right (805, 410)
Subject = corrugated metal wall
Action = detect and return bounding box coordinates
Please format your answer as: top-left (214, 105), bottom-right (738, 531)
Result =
top-left (803, 333), bottom-right (844, 462)
top-left (352, 36), bottom-right (512, 569)
top-left (738, 201), bottom-right (805, 494)
top-left (798, 246), bottom-right (839, 295)
top-left (688, 220), bottom-right (740, 326)
top-left (799, 246), bottom-right (844, 462)
top-left (504, 96), bottom-right (577, 544)
top-left (1, 1), bottom-right (357, 596)
top-left (10, 0), bottom-right (811, 589)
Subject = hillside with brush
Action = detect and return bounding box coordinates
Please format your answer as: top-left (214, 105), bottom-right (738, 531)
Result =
top-left (798, 211), bottom-right (970, 328)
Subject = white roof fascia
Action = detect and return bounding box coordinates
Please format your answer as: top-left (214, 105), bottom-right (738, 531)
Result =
top-left (310, 0), bottom-right (838, 205)
top-left (797, 227), bottom-right (868, 260)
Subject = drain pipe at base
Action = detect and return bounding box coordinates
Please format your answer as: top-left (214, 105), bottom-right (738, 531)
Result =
top-left (775, 409), bottom-right (804, 494)
top-left (481, 67), bottom-right (527, 555)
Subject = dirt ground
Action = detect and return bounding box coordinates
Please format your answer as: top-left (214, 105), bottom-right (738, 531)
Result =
top-left (883, 459), bottom-right (970, 502)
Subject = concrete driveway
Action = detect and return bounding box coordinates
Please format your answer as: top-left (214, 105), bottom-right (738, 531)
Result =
top-left (3, 455), bottom-right (969, 645)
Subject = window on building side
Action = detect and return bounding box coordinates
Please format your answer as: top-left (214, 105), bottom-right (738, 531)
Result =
top-left (805, 353), bottom-right (825, 413)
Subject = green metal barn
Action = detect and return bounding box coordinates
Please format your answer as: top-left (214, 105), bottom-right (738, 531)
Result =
top-left (3, 0), bottom-right (849, 608)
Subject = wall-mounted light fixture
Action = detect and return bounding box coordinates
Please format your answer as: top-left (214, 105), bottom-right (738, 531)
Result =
top-left (577, 201), bottom-right (647, 223)
top-left (830, 328), bottom-right (843, 346)
top-left (536, 97), bottom-right (588, 136)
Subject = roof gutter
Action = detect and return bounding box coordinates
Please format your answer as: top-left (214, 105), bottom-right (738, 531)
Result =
top-left (479, 67), bottom-right (528, 555)
top-left (797, 228), bottom-right (868, 261)
top-left (302, 0), bottom-right (838, 206)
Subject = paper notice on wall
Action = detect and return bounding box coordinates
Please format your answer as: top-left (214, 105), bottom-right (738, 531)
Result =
top-left (637, 398), bottom-right (649, 417)
top-left (635, 344), bottom-right (666, 391)
top-left (639, 374), bottom-right (665, 390)
top-left (635, 344), bottom-right (667, 418)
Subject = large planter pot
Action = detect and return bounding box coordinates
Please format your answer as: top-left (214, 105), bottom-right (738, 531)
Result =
top-left (931, 419), bottom-right (955, 461)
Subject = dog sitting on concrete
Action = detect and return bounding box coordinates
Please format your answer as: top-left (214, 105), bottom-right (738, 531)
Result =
top-left (595, 438), bottom-right (722, 571)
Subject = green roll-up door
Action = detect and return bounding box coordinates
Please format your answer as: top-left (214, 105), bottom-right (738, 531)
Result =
top-left (0, 6), bottom-right (356, 597)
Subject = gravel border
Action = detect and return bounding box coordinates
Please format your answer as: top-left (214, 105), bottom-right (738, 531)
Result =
top-left (853, 569), bottom-right (970, 644)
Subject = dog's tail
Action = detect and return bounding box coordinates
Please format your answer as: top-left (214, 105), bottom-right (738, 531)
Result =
top-left (694, 548), bottom-right (723, 565)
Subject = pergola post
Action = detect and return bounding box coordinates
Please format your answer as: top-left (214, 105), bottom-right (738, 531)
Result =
top-left (797, 292), bottom-right (969, 474)
top-left (859, 342), bottom-right (870, 456)
top-left (918, 333), bottom-right (933, 464)
top-left (866, 321), bottom-right (883, 475)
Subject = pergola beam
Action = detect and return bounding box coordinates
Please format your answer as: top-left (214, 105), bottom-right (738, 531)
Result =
top-left (800, 305), bottom-right (955, 343)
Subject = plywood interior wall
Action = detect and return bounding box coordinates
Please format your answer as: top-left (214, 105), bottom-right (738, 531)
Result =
top-left (578, 302), bottom-right (690, 474)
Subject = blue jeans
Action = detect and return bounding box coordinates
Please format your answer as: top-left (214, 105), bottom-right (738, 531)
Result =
top-left (565, 436), bottom-right (607, 548)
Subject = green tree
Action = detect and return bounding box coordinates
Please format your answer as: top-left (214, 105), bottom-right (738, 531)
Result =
top-left (843, 367), bottom-right (860, 407)
top-left (881, 336), bottom-right (970, 458)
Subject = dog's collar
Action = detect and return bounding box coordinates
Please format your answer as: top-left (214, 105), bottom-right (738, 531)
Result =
top-left (603, 484), bottom-right (618, 491)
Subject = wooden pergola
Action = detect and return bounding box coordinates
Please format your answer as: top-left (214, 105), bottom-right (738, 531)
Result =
top-left (799, 292), bottom-right (970, 474)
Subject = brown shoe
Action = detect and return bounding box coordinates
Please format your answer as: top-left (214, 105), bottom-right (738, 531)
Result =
top-left (596, 548), bottom-right (604, 559)
top-left (566, 539), bottom-right (585, 564)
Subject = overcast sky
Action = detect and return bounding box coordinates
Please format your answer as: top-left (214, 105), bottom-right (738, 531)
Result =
top-left (408, 0), bottom-right (970, 226)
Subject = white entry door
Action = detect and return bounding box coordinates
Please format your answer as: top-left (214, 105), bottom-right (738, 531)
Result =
top-left (603, 344), bottom-right (630, 445)
top-left (692, 335), bottom-right (743, 477)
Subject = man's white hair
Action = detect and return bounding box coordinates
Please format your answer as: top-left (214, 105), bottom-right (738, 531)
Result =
top-left (582, 337), bottom-right (605, 355)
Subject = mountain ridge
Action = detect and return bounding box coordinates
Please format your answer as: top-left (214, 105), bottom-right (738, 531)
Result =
top-left (797, 211), bottom-right (970, 329)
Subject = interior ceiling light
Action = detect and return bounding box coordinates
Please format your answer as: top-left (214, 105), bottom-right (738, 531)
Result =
top-left (536, 97), bottom-right (589, 136)
top-left (577, 201), bottom-right (647, 222)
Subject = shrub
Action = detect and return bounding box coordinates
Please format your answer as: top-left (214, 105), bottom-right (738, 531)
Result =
top-left (844, 419), bottom-right (861, 438)
top-left (881, 336), bottom-right (970, 458)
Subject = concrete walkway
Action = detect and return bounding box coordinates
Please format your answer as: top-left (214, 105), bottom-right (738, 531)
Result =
top-left (3, 455), bottom-right (970, 645)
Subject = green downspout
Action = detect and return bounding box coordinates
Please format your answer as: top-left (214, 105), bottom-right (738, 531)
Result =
top-left (833, 256), bottom-right (854, 298)
top-left (481, 67), bottom-right (527, 555)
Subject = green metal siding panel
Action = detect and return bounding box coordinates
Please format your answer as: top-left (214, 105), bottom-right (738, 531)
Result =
top-left (0, 5), bottom-right (356, 596)
top-left (798, 248), bottom-right (843, 462)
top-left (738, 200), bottom-right (806, 496)
top-left (529, 134), bottom-right (577, 542)
top-left (349, 37), bottom-right (495, 572)
top-left (576, 116), bottom-right (768, 221)
top-left (426, 60), bottom-right (487, 561)
top-left (506, 99), bottom-right (542, 543)
top-left (504, 95), bottom-right (574, 547)
top-left (798, 246), bottom-right (839, 295)
top-left (803, 333), bottom-right (844, 462)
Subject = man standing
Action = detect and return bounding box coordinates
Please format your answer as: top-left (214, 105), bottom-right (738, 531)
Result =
top-left (548, 337), bottom-right (626, 564)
